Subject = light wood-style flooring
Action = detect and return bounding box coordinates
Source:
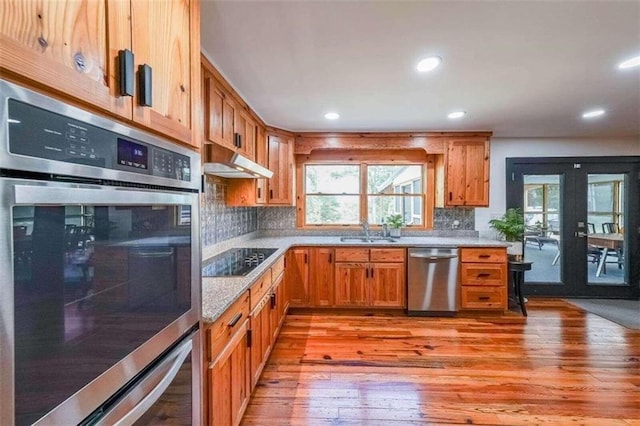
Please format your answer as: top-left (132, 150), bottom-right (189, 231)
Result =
top-left (242, 300), bottom-right (640, 425)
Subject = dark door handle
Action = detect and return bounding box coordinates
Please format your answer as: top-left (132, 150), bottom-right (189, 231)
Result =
top-left (477, 273), bottom-right (491, 278)
top-left (370, 267), bottom-right (374, 278)
top-left (328, 253), bottom-right (332, 263)
top-left (227, 312), bottom-right (242, 327)
top-left (138, 64), bottom-right (152, 107)
top-left (270, 189), bottom-right (273, 199)
top-left (258, 187), bottom-right (262, 199)
top-left (118, 49), bottom-right (134, 96)
top-left (449, 192), bottom-right (453, 201)
top-left (270, 293), bottom-right (276, 309)
top-left (478, 296), bottom-right (490, 301)
top-left (365, 268), bottom-right (369, 278)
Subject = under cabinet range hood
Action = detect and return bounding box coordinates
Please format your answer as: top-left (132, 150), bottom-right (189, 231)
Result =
top-left (203, 144), bottom-right (273, 179)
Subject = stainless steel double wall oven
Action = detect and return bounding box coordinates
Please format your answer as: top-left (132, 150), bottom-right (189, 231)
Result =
top-left (0, 80), bottom-right (202, 425)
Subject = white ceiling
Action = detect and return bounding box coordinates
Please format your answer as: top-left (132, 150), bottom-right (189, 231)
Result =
top-left (200, 1), bottom-right (640, 138)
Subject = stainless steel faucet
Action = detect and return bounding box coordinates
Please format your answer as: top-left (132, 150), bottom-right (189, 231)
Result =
top-left (360, 220), bottom-right (370, 240)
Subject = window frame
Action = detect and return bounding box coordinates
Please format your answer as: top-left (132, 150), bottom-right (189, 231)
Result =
top-left (296, 153), bottom-right (435, 229)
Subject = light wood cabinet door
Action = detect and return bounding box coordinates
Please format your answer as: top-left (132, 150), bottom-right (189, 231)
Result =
top-left (203, 73), bottom-right (236, 151)
top-left (286, 248), bottom-right (309, 307)
top-left (0, 0), bottom-right (131, 119)
top-left (445, 138), bottom-right (490, 207)
top-left (270, 273), bottom-right (285, 341)
top-left (256, 125), bottom-right (268, 204)
top-left (234, 109), bottom-right (256, 160)
top-left (334, 263), bottom-right (368, 306)
top-left (249, 295), bottom-right (271, 390)
top-left (208, 319), bottom-right (250, 426)
top-left (370, 263), bottom-right (406, 308)
top-left (310, 247), bottom-right (335, 307)
top-left (130, 0), bottom-right (196, 147)
top-left (267, 134), bottom-right (294, 205)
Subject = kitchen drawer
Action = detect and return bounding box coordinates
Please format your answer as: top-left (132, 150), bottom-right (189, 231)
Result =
top-left (250, 272), bottom-right (272, 311)
top-left (206, 291), bottom-right (250, 362)
top-left (460, 248), bottom-right (507, 263)
top-left (271, 255), bottom-right (285, 282)
top-left (460, 286), bottom-right (506, 310)
top-left (370, 248), bottom-right (405, 263)
top-left (460, 263), bottom-right (506, 286)
top-left (335, 247), bottom-right (369, 262)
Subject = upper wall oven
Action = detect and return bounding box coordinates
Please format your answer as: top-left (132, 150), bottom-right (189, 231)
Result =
top-left (0, 80), bottom-right (202, 425)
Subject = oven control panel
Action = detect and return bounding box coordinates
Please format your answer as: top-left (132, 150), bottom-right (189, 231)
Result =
top-left (7, 99), bottom-right (191, 182)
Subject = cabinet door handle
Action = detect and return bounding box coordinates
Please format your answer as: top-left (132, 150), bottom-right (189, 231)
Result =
top-left (270, 293), bottom-right (277, 309)
top-left (238, 134), bottom-right (242, 148)
top-left (138, 64), bottom-right (152, 107)
top-left (233, 133), bottom-right (240, 147)
top-left (227, 312), bottom-right (242, 327)
top-left (270, 189), bottom-right (273, 199)
top-left (370, 267), bottom-right (374, 278)
top-left (257, 187), bottom-right (262, 199)
top-left (304, 253), bottom-right (308, 263)
top-left (478, 254), bottom-right (491, 258)
top-left (118, 49), bottom-right (134, 97)
top-left (478, 296), bottom-right (490, 301)
top-left (246, 329), bottom-right (252, 348)
top-left (328, 253), bottom-right (332, 263)
top-left (365, 268), bottom-right (369, 278)
top-left (449, 192), bottom-right (453, 201)
top-left (477, 273), bottom-right (491, 278)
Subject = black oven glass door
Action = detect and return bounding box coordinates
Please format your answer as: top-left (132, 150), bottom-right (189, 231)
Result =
top-left (9, 182), bottom-right (197, 425)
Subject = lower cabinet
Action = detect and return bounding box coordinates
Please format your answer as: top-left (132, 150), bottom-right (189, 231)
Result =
top-left (206, 291), bottom-right (250, 426)
top-left (205, 254), bottom-right (289, 425)
top-left (286, 248), bottom-right (310, 307)
top-left (334, 248), bottom-right (406, 308)
top-left (459, 247), bottom-right (508, 311)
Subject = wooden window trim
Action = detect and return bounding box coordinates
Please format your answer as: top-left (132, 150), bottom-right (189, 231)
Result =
top-left (295, 150), bottom-right (435, 229)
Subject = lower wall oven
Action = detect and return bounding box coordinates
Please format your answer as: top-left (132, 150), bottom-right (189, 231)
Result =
top-left (0, 80), bottom-right (202, 425)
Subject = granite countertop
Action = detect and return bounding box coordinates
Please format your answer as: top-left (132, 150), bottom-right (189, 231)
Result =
top-left (201, 235), bottom-right (509, 323)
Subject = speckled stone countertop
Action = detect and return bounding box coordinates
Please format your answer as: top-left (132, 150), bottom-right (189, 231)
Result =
top-left (201, 235), bottom-right (509, 323)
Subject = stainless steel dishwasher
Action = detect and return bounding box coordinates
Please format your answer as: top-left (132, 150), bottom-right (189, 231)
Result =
top-left (407, 247), bottom-right (459, 316)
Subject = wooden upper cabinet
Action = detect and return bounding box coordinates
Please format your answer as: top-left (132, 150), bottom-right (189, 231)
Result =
top-left (256, 125), bottom-right (268, 204)
top-left (0, 0), bottom-right (131, 118)
top-left (445, 137), bottom-right (490, 206)
top-left (267, 133), bottom-right (295, 205)
top-left (1, 0), bottom-right (200, 149)
top-left (235, 110), bottom-right (256, 161)
top-left (130, 0), bottom-right (196, 146)
top-left (203, 72), bottom-right (237, 151)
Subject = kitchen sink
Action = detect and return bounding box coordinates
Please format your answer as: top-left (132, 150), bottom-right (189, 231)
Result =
top-left (339, 236), bottom-right (398, 243)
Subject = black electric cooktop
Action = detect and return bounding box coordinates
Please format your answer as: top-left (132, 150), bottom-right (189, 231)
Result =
top-left (202, 248), bottom-right (278, 277)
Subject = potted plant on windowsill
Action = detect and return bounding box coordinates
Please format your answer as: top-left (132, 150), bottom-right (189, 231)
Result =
top-left (386, 213), bottom-right (405, 238)
top-left (489, 207), bottom-right (525, 260)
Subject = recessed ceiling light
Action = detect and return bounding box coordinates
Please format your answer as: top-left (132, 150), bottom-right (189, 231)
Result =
top-left (447, 111), bottom-right (466, 119)
top-left (618, 55), bottom-right (640, 69)
top-left (416, 56), bottom-right (441, 73)
top-left (324, 112), bottom-right (340, 120)
top-left (582, 109), bottom-right (605, 119)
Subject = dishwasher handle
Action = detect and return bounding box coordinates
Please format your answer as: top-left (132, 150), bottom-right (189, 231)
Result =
top-left (409, 253), bottom-right (458, 260)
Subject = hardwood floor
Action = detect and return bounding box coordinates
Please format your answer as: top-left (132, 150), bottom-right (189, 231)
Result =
top-left (242, 299), bottom-right (640, 425)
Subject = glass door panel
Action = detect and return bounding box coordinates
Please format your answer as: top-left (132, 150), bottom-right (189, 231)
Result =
top-left (586, 173), bottom-right (626, 286)
top-left (523, 174), bottom-right (562, 284)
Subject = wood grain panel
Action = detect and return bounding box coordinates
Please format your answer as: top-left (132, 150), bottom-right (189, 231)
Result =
top-left (460, 247), bottom-right (507, 263)
top-left (286, 248), bottom-right (309, 307)
top-left (335, 248), bottom-right (369, 263)
top-left (309, 247), bottom-right (335, 307)
top-left (270, 255), bottom-right (285, 284)
top-left (250, 273), bottom-right (272, 311)
top-left (460, 263), bottom-right (506, 286)
top-left (0, 0), bottom-right (131, 118)
top-left (370, 248), bottom-right (405, 263)
top-left (460, 285), bottom-right (506, 310)
top-left (370, 263), bottom-right (405, 308)
top-left (464, 139), bottom-right (490, 206)
top-left (131, 0), bottom-right (192, 144)
top-left (206, 291), bottom-right (249, 362)
top-left (334, 263), bottom-right (368, 306)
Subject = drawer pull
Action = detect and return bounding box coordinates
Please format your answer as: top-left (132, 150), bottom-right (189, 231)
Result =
top-left (478, 296), bottom-right (491, 301)
top-left (270, 293), bottom-right (277, 309)
top-left (478, 254), bottom-right (491, 258)
top-left (477, 273), bottom-right (491, 278)
top-left (227, 312), bottom-right (242, 327)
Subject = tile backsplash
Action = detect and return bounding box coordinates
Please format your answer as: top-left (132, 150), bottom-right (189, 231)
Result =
top-left (201, 180), bottom-right (476, 246)
top-left (201, 176), bottom-right (258, 247)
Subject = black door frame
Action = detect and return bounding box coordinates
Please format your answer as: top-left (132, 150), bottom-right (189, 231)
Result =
top-left (506, 156), bottom-right (640, 299)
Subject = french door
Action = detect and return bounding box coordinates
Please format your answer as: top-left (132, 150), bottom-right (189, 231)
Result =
top-left (506, 157), bottom-right (639, 299)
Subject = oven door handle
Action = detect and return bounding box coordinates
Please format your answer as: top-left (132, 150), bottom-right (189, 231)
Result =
top-left (14, 184), bottom-right (194, 206)
top-left (95, 334), bottom-right (193, 426)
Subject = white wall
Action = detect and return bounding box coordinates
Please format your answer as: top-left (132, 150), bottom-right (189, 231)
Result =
top-left (476, 137), bottom-right (640, 236)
